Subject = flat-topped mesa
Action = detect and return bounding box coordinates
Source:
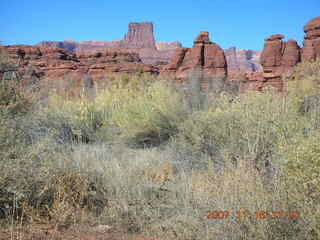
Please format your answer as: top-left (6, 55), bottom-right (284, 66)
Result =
top-left (302, 16), bottom-right (320, 61)
top-left (122, 22), bottom-right (157, 50)
top-left (161, 31), bottom-right (227, 91)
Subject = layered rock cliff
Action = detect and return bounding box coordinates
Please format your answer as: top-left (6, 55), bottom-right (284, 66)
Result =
top-left (0, 45), bottom-right (158, 90)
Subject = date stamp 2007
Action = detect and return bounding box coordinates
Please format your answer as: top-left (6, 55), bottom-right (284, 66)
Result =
top-left (204, 209), bottom-right (300, 220)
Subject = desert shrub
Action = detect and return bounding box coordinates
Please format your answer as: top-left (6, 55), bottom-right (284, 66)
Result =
top-left (287, 59), bottom-right (320, 96)
top-left (0, 64), bottom-right (31, 115)
top-left (47, 93), bottom-right (110, 143)
top-left (175, 90), bottom-right (302, 176)
top-left (110, 80), bottom-right (185, 146)
top-left (279, 132), bottom-right (320, 238)
top-left (0, 130), bottom-right (109, 226)
top-left (1, 58), bottom-right (320, 240)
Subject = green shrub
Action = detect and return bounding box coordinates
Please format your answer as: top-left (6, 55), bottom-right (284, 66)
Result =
top-left (110, 80), bottom-right (185, 146)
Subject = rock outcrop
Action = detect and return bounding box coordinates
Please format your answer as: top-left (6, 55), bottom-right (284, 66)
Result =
top-left (122, 22), bottom-right (156, 49)
top-left (260, 34), bottom-right (301, 77)
top-left (302, 16), bottom-right (320, 61)
top-left (0, 45), bottom-right (158, 91)
top-left (224, 47), bottom-right (262, 73)
top-left (161, 32), bottom-right (227, 91)
top-left (238, 33), bottom-right (302, 92)
top-left (37, 22), bottom-right (182, 65)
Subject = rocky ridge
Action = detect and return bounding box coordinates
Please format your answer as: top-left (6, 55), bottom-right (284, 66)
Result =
top-left (0, 45), bottom-right (158, 91)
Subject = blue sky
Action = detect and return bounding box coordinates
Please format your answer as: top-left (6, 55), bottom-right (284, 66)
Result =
top-left (1, 0), bottom-right (319, 50)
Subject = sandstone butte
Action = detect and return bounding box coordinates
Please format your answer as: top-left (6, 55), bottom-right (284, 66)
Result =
top-left (1, 16), bottom-right (320, 93)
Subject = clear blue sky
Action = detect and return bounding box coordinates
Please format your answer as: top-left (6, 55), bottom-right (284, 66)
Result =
top-left (1, 0), bottom-right (319, 50)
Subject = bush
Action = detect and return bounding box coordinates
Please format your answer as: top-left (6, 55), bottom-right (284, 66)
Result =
top-left (110, 80), bottom-right (185, 146)
top-left (280, 132), bottom-right (320, 238)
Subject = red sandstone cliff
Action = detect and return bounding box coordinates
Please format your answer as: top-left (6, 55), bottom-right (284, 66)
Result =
top-left (0, 45), bottom-right (158, 90)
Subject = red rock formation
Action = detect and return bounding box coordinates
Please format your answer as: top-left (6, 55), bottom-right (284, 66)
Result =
top-left (161, 32), bottom-right (227, 91)
top-left (37, 22), bottom-right (182, 65)
top-left (236, 33), bottom-right (301, 92)
top-left (235, 34), bottom-right (299, 92)
top-left (122, 22), bottom-right (156, 50)
top-left (261, 34), bottom-right (300, 76)
top-left (0, 45), bottom-right (158, 90)
top-left (302, 16), bottom-right (320, 61)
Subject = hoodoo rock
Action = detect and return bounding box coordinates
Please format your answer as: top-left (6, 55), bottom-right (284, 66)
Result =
top-left (237, 34), bottom-right (299, 92)
top-left (161, 31), bottom-right (227, 91)
top-left (260, 34), bottom-right (300, 77)
top-left (302, 16), bottom-right (320, 61)
top-left (238, 34), bottom-right (301, 92)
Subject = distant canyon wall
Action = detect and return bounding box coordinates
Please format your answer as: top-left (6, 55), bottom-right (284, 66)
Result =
top-left (224, 47), bottom-right (262, 73)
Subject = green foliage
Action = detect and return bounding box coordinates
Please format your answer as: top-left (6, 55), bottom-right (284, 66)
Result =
top-left (110, 80), bottom-right (185, 146)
